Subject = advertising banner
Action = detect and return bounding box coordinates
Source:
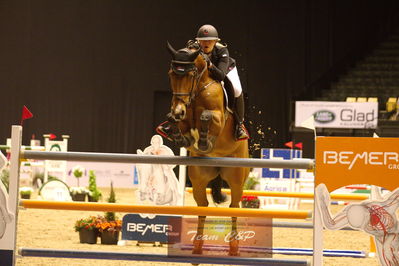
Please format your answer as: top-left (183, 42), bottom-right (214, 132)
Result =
top-left (122, 214), bottom-right (181, 242)
top-left (295, 101), bottom-right (378, 129)
top-left (315, 137), bottom-right (399, 192)
top-left (261, 148), bottom-right (302, 178)
top-left (168, 217), bottom-right (272, 258)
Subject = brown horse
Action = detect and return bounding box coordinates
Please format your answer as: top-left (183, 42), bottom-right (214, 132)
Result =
top-left (164, 42), bottom-right (249, 256)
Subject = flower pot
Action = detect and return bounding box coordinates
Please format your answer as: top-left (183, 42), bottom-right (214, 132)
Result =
top-left (88, 195), bottom-right (98, 202)
top-left (79, 228), bottom-right (98, 244)
top-left (72, 193), bottom-right (86, 202)
top-left (20, 194), bottom-right (31, 199)
top-left (100, 231), bottom-right (120, 245)
top-left (241, 199), bottom-right (260, 209)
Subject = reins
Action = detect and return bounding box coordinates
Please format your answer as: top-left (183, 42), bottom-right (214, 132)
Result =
top-left (171, 54), bottom-right (215, 106)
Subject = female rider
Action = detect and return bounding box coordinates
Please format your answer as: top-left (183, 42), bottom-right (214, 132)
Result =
top-left (188, 24), bottom-right (248, 141)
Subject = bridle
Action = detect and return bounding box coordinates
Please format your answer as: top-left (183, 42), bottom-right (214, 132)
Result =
top-left (170, 53), bottom-right (215, 107)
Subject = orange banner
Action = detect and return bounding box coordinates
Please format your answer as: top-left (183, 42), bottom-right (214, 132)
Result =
top-left (315, 137), bottom-right (399, 192)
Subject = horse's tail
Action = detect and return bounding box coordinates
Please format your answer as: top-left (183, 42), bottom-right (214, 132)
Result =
top-left (209, 176), bottom-right (227, 204)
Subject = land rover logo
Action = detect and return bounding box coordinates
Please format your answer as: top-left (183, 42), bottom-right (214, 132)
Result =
top-left (313, 110), bottom-right (335, 123)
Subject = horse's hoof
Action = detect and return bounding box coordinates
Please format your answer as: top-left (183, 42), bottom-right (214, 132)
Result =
top-left (192, 239), bottom-right (204, 255)
top-left (198, 140), bottom-right (212, 153)
top-left (198, 141), bottom-right (208, 152)
top-left (192, 249), bottom-right (203, 255)
top-left (229, 239), bottom-right (240, 256)
top-left (228, 250), bottom-right (240, 256)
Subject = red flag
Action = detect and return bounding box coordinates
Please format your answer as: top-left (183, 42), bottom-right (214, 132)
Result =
top-left (21, 105), bottom-right (33, 125)
top-left (49, 134), bottom-right (57, 140)
top-left (284, 141), bottom-right (293, 149)
top-left (294, 142), bottom-right (303, 149)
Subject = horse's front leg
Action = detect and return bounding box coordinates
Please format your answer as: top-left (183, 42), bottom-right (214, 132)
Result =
top-left (197, 110), bottom-right (219, 153)
top-left (166, 113), bottom-right (193, 148)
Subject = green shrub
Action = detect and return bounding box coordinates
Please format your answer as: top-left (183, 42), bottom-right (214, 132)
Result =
top-left (88, 170), bottom-right (102, 201)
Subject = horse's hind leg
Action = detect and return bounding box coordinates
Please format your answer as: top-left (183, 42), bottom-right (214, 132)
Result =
top-left (221, 166), bottom-right (249, 256)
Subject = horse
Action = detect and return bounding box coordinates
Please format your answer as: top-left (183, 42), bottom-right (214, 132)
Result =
top-left (163, 42), bottom-right (250, 256)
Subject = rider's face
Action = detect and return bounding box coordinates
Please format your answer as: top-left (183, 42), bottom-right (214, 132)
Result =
top-left (199, 40), bottom-right (217, 54)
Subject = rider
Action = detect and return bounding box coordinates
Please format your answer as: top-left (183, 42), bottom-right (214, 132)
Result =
top-left (188, 24), bottom-right (248, 141)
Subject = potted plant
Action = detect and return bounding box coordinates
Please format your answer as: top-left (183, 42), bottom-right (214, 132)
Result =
top-left (95, 216), bottom-right (122, 245)
top-left (74, 215), bottom-right (99, 244)
top-left (19, 187), bottom-right (33, 199)
top-left (87, 170), bottom-right (102, 202)
top-left (96, 182), bottom-right (122, 244)
top-left (70, 186), bottom-right (89, 201)
top-left (69, 165), bottom-right (88, 201)
top-left (241, 171), bottom-right (260, 208)
top-left (241, 195), bottom-right (261, 208)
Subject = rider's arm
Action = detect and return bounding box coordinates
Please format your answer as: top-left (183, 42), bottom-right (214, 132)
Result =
top-left (208, 46), bottom-right (230, 81)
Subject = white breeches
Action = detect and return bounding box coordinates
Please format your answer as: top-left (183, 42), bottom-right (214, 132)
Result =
top-left (226, 66), bottom-right (243, 97)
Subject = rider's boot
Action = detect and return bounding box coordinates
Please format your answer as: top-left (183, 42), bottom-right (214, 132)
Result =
top-left (233, 93), bottom-right (249, 141)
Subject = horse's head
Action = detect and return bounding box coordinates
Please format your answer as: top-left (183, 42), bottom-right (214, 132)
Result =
top-left (167, 42), bottom-right (206, 121)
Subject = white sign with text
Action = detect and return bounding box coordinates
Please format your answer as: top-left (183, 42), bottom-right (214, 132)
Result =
top-left (295, 101), bottom-right (378, 129)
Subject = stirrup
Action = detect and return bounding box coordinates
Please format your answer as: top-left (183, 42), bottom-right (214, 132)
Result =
top-left (235, 124), bottom-right (249, 141)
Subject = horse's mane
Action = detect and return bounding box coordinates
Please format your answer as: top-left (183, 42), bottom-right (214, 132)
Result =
top-left (192, 50), bottom-right (207, 71)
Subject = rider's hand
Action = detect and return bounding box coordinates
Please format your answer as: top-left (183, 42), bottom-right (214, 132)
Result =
top-left (187, 40), bottom-right (200, 49)
top-left (203, 54), bottom-right (212, 68)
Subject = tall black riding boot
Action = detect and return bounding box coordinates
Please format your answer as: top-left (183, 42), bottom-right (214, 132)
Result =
top-left (233, 93), bottom-right (249, 141)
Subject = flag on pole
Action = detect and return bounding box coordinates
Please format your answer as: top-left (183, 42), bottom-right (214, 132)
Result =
top-left (21, 105), bottom-right (33, 125)
top-left (284, 141), bottom-right (294, 149)
top-left (294, 142), bottom-right (303, 149)
top-left (49, 134), bottom-right (57, 140)
top-left (300, 115), bottom-right (315, 130)
top-left (300, 115), bottom-right (316, 139)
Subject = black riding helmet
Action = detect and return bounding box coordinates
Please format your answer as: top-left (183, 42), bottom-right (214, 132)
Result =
top-left (195, 24), bottom-right (220, 41)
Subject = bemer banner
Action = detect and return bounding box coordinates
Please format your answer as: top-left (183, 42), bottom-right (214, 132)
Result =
top-left (295, 101), bottom-right (378, 129)
top-left (315, 136), bottom-right (399, 192)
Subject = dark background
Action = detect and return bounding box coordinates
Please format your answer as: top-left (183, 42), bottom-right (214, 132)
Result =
top-left (1, 0), bottom-right (398, 156)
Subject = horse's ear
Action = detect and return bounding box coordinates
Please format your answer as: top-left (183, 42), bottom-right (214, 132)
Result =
top-left (188, 48), bottom-right (200, 62)
top-left (166, 41), bottom-right (177, 58)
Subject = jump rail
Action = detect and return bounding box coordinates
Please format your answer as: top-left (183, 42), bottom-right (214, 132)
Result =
top-left (19, 248), bottom-right (310, 265)
top-left (21, 150), bottom-right (315, 169)
top-left (20, 200), bottom-right (312, 219)
top-left (185, 188), bottom-right (369, 201)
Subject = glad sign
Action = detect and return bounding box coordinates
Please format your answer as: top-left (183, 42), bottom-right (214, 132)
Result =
top-left (315, 137), bottom-right (399, 192)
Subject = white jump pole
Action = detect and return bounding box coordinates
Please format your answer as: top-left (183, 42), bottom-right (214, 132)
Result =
top-left (178, 147), bottom-right (187, 206)
top-left (0, 126), bottom-right (22, 266)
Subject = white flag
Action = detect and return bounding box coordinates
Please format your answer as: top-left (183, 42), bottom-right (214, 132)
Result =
top-left (300, 115), bottom-right (315, 130)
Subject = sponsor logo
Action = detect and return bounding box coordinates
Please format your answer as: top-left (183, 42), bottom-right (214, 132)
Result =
top-left (126, 223), bottom-right (172, 235)
top-left (323, 151), bottom-right (399, 170)
top-left (313, 110), bottom-right (335, 123)
top-left (187, 230), bottom-right (256, 242)
top-left (340, 109), bottom-right (376, 122)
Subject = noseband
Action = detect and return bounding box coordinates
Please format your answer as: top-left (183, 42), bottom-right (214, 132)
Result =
top-left (170, 54), bottom-right (209, 106)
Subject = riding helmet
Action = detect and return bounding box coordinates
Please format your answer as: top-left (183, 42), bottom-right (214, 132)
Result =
top-left (195, 24), bottom-right (220, 41)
